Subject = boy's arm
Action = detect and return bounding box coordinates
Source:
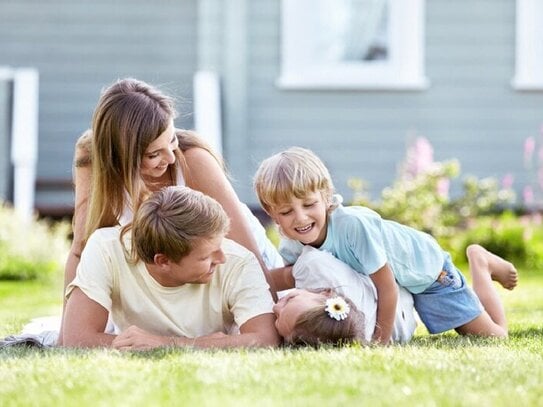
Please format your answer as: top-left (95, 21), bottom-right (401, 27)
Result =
top-left (370, 263), bottom-right (398, 345)
top-left (269, 265), bottom-right (295, 291)
top-left (111, 313), bottom-right (281, 350)
top-left (62, 287), bottom-right (115, 347)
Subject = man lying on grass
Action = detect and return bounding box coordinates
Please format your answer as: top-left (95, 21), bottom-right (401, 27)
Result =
top-left (63, 186), bottom-right (281, 350)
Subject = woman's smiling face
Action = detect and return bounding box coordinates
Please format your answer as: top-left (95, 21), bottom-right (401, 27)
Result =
top-left (141, 120), bottom-right (177, 179)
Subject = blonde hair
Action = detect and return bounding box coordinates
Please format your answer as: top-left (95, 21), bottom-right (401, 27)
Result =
top-left (124, 186), bottom-right (230, 263)
top-left (289, 289), bottom-right (366, 347)
top-left (82, 78), bottom-right (223, 244)
top-left (254, 147), bottom-right (335, 214)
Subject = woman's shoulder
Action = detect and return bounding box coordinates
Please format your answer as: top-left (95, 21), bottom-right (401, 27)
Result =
top-left (74, 129), bottom-right (93, 168)
top-left (176, 129), bottom-right (224, 168)
top-left (175, 129), bottom-right (206, 151)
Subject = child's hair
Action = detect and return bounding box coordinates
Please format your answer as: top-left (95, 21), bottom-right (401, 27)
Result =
top-left (253, 147), bottom-right (335, 213)
top-left (289, 289), bottom-right (366, 347)
top-left (123, 186), bottom-right (230, 263)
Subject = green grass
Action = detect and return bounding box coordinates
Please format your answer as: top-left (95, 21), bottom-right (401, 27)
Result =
top-left (1, 271), bottom-right (542, 407)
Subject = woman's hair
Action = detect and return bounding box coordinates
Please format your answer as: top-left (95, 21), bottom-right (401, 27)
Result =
top-left (82, 78), bottom-right (223, 244)
top-left (253, 147), bottom-right (335, 214)
top-left (288, 289), bottom-right (366, 347)
top-left (124, 186), bottom-right (230, 263)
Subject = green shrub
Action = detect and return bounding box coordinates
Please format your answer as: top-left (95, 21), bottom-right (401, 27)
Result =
top-left (0, 203), bottom-right (70, 281)
top-left (349, 136), bottom-right (524, 264)
top-left (350, 161), bottom-right (514, 243)
top-left (448, 212), bottom-right (543, 269)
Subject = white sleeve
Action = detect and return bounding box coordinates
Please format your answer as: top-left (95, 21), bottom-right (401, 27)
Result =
top-left (222, 250), bottom-right (275, 328)
top-left (65, 232), bottom-right (114, 312)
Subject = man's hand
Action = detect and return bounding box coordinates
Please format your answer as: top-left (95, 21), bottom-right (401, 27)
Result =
top-left (112, 326), bottom-right (179, 351)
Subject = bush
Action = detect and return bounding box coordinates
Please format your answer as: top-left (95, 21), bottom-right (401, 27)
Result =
top-left (0, 203), bottom-right (70, 281)
top-left (348, 136), bottom-right (528, 265)
top-left (448, 212), bottom-right (543, 269)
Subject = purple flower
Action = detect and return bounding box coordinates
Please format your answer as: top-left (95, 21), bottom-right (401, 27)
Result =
top-left (524, 136), bottom-right (536, 168)
top-left (501, 173), bottom-right (514, 189)
top-left (436, 178), bottom-right (450, 199)
top-left (405, 136), bottom-right (433, 177)
top-left (523, 185), bottom-right (534, 205)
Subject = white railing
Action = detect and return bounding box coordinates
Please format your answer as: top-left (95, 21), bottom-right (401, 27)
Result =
top-left (0, 66), bottom-right (39, 222)
top-left (193, 70), bottom-right (222, 155)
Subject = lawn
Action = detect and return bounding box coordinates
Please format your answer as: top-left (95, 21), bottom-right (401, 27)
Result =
top-left (1, 270), bottom-right (542, 407)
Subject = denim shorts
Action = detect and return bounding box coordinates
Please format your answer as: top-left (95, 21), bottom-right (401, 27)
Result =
top-left (413, 255), bottom-right (483, 334)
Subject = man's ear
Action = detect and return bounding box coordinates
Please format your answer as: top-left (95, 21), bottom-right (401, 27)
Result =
top-left (153, 253), bottom-right (171, 269)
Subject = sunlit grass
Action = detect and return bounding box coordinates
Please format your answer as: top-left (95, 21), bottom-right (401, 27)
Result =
top-left (1, 270), bottom-right (542, 406)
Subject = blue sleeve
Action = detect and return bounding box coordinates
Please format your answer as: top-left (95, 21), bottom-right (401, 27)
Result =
top-left (343, 211), bottom-right (388, 275)
top-left (278, 238), bottom-right (304, 266)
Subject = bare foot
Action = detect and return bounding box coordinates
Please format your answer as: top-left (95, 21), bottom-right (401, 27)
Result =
top-left (487, 252), bottom-right (518, 290)
top-left (467, 244), bottom-right (518, 290)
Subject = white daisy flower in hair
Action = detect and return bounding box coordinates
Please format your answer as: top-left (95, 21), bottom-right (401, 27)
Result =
top-left (325, 297), bottom-right (350, 321)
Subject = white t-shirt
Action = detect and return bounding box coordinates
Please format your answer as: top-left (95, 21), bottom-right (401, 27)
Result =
top-left (292, 246), bottom-right (417, 343)
top-left (66, 227), bottom-right (275, 338)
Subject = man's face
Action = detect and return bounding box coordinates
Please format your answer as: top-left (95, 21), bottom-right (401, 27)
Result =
top-left (166, 234), bottom-right (226, 285)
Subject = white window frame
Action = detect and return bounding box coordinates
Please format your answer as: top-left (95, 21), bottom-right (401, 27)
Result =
top-left (277, 0), bottom-right (428, 90)
top-left (512, 0), bottom-right (543, 90)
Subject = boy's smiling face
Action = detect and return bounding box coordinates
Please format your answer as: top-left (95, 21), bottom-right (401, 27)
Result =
top-left (269, 190), bottom-right (328, 247)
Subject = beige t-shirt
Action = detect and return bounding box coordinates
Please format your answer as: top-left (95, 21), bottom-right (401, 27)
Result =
top-left (66, 227), bottom-right (274, 338)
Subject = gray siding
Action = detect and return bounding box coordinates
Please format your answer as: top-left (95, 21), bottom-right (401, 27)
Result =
top-left (0, 0), bottom-right (197, 213)
top-left (233, 0), bottom-right (543, 206)
top-left (2, 0), bottom-right (542, 215)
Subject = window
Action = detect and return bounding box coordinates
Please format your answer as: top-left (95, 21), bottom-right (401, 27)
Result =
top-left (513, 0), bottom-right (543, 90)
top-left (277, 0), bottom-right (428, 90)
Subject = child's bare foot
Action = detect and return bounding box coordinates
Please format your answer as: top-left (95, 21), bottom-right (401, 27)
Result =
top-left (466, 244), bottom-right (518, 290)
top-left (488, 254), bottom-right (518, 290)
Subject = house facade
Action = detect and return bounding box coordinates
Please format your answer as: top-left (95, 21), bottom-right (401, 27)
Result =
top-left (1, 0), bottom-right (542, 216)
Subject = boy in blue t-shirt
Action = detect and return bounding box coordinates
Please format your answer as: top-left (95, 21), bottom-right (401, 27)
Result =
top-left (254, 147), bottom-right (518, 344)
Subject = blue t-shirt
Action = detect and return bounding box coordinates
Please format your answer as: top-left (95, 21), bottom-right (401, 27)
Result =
top-left (279, 205), bottom-right (445, 294)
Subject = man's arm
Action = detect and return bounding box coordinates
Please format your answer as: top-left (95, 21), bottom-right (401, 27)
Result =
top-left (370, 263), bottom-right (398, 345)
top-left (62, 287), bottom-right (115, 347)
top-left (111, 313), bottom-right (281, 351)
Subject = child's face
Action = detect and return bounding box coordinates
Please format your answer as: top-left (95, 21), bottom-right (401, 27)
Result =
top-left (273, 289), bottom-right (327, 341)
top-left (269, 191), bottom-right (328, 247)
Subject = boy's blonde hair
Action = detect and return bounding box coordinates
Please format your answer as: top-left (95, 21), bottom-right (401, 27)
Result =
top-left (254, 147), bottom-right (335, 213)
top-left (122, 186), bottom-right (230, 263)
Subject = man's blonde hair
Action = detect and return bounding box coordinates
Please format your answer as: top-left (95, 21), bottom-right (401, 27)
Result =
top-left (254, 147), bottom-right (335, 214)
top-left (123, 186), bottom-right (230, 263)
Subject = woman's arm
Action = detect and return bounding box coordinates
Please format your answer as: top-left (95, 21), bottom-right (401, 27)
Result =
top-left (370, 263), bottom-right (398, 345)
top-left (183, 147), bottom-right (278, 299)
top-left (65, 132), bottom-right (93, 289)
top-left (64, 163), bottom-right (91, 288)
top-left (59, 133), bottom-right (92, 345)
